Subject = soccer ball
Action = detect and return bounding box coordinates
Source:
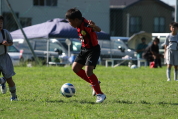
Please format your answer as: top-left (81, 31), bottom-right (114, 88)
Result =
top-left (60, 83), bottom-right (75, 98)
top-left (130, 64), bottom-right (137, 69)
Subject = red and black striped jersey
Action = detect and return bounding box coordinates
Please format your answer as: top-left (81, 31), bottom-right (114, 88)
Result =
top-left (76, 17), bottom-right (98, 48)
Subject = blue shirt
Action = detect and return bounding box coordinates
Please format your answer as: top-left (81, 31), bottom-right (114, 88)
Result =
top-left (136, 43), bottom-right (148, 58)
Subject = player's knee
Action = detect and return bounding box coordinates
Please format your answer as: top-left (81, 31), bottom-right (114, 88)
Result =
top-left (85, 70), bottom-right (93, 77)
top-left (72, 65), bottom-right (81, 73)
top-left (72, 66), bottom-right (77, 73)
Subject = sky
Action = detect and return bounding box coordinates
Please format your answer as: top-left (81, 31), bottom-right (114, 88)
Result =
top-left (161, 0), bottom-right (176, 6)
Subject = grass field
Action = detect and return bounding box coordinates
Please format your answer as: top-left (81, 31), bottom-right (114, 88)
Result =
top-left (1, 65), bottom-right (178, 119)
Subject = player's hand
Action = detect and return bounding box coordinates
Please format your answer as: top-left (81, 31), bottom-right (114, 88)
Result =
top-left (164, 53), bottom-right (166, 59)
top-left (88, 20), bottom-right (96, 28)
top-left (2, 40), bottom-right (9, 46)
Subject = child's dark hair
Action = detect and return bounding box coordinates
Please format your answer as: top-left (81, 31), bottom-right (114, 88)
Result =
top-left (65, 8), bottom-right (82, 20)
top-left (169, 22), bottom-right (178, 27)
top-left (153, 37), bottom-right (160, 43)
top-left (0, 16), bottom-right (4, 21)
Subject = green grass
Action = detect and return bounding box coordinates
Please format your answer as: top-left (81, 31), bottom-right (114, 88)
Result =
top-left (1, 65), bottom-right (178, 119)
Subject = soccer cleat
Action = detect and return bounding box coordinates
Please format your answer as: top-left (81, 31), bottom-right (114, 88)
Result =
top-left (92, 81), bottom-right (101, 96)
top-left (11, 96), bottom-right (18, 101)
top-left (0, 77), bottom-right (7, 94)
top-left (167, 78), bottom-right (171, 81)
top-left (96, 94), bottom-right (106, 103)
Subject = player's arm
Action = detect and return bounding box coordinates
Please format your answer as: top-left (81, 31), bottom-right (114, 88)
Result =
top-left (2, 30), bottom-right (13, 46)
top-left (164, 45), bottom-right (167, 58)
top-left (88, 20), bottom-right (101, 32)
top-left (137, 48), bottom-right (145, 53)
top-left (136, 45), bottom-right (145, 53)
top-left (2, 40), bottom-right (13, 46)
top-left (163, 35), bottom-right (169, 58)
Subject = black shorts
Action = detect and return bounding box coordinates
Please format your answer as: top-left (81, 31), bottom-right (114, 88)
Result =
top-left (75, 44), bottom-right (100, 68)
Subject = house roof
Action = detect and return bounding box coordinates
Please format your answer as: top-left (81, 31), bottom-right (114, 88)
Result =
top-left (110, 0), bottom-right (174, 11)
top-left (110, 0), bottom-right (138, 7)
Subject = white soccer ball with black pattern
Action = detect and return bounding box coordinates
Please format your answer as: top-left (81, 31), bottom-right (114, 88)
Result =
top-left (60, 83), bottom-right (75, 98)
top-left (131, 64), bottom-right (137, 69)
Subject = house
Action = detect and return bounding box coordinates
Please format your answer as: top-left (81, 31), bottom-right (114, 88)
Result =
top-left (110, 0), bottom-right (174, 37)
top-left (1, 0), bottom-right (110, 33)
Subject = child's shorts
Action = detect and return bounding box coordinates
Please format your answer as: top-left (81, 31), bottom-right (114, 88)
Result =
top-left (165, 49), bottom-right (178, 65)
top-left (0, 53), bottom-right (15, 79)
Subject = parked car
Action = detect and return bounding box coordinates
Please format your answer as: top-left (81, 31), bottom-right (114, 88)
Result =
top-left (8, 45), bottom-right (23, 66)
top-left (13, 38), bottom-right (81, 64)
top-left (98, 39), bottom-right (135, 65)
top-left (110, 36), bottom-right (129, 46)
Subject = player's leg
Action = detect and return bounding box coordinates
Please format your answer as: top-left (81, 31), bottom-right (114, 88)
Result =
top-left (85, 66), bottom-right (102, 94)
top-left (173, 50), bottom-right (178, 81)
top-left (166, 50), bottom-right (172, 81)
top-left (167, 64), bottom-right (172, 81)
top-left (0, 56), bottom-right (7, 94)
top-left (6, 77), bottom-right (17, 101)
top-left (174, 66), bottom-right (178, 81)
top-left (1, 54), bottom-right (17, 100)
top-left (85, 45), bottom-right (106, 103)
top-left (0, 77), bottom-right (6, 94)
top-left (85, 66), bottom-right (106, 103)
top-left (72, 62), bottom-right (90, 83)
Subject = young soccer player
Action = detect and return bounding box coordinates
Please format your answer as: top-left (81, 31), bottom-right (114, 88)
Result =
top-left (164, 22), bottom-right (178, 81)
top-left (65, 8), bottom-right (106, 103)
top-left (0, 16), bottom-right (17, 101)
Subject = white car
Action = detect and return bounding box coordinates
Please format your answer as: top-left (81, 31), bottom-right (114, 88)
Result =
top-left (98, 39), bottom-right (135, 65)
top-left (8, 45), bottom-right (23, 66)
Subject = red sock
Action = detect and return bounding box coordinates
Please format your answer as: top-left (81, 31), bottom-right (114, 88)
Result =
top-left (76, 69), bottom-right (90, 83)
top-left (88, 74), bottom-right (103, 94)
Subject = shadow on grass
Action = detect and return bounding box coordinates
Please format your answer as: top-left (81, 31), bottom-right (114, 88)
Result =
top-left (45, 100), bottom-right (65, 103)
top-left (115, 100), bottom-right (135, 104)
top-left (114, 100), bottom-right (178, 105)
top-left (21, 99), bottom-right (178, 105)
top-left (158, 101), bottom-right (178, 105)
top-left (46, 99), bottom-right (95, 104)
top-left (20, 99), bottom-right (65, 103)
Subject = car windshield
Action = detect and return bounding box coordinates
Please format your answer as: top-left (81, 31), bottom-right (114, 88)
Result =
top-left (13, 40), bottom-right (33, 51)
top-left (8, 45), bottom-right (19, 52)
top-left (111, 40), bottom-right (128, 50)
top-left (72, 40), bottom-right (81, 52)
top-left (49, 41), bottom-right (65, 52)
top-left (59, 39), bottom-right (81, 52)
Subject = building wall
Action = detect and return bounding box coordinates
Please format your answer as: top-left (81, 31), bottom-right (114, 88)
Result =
top-left (110, 8), bottom-right (123, 36)
top-left (2, 0), bottom-right (110, 33)
top-left (122, 0), bottom-right (173, 36)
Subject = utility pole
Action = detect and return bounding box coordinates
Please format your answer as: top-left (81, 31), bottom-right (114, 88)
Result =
top-left (5, 0), bottom-right (39, 64)
top-left (175, 0), bottom-right (178, 22)
top-left (0, 0), bottom-right (2, 15)
top-left (126, 13), bottom-right (130, 37)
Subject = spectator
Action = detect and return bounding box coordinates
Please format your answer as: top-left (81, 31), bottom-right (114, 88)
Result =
top-left (136, 37), bottom-right (148, 59)
top-left (142, 37), bottom-right (163, 68)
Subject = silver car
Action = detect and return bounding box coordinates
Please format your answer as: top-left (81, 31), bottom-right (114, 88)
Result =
top-left (8, 45), bottom-right (23, 66)
top-left (98, 39), bottom-right (135, 65)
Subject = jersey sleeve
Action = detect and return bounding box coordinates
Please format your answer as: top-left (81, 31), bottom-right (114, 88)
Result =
top-left (164, 35), bottom-right (169, 46)
top-left (84, 25), bottom-right (93, 33)
top-left (5, 29), bottom-right (13, 43)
